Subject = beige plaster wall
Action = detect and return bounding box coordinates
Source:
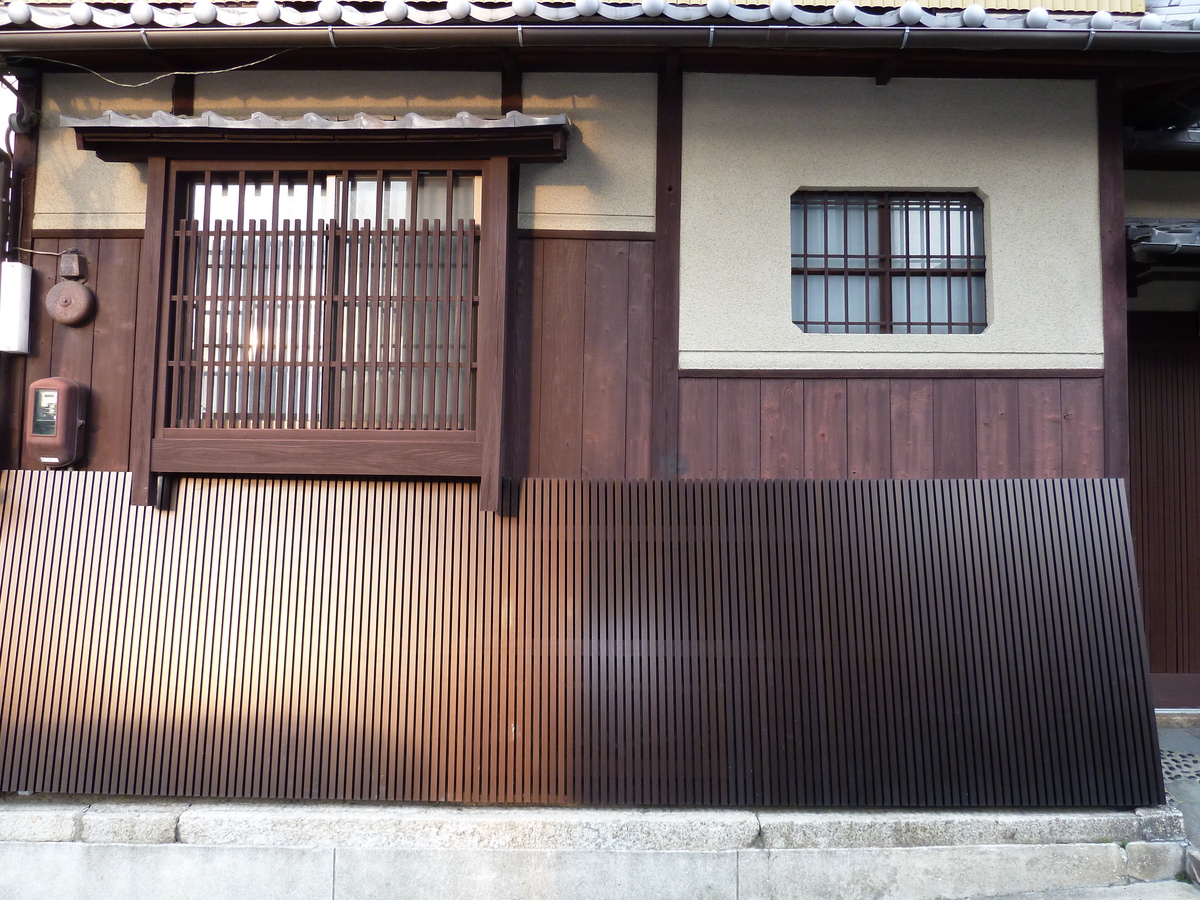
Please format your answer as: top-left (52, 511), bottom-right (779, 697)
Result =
top-left (679, 75), bottom-right (1104, 370)
top-left (193, 70), bottom-right (501, 118)
top-left (519, 73), bottom-right (656, 232)
top-left (34, 70), bottom-right (653, 234)
top-left (34, 74), bottom-right (171, 231)
top-left (1125, 170), bottom-right (1200, 219)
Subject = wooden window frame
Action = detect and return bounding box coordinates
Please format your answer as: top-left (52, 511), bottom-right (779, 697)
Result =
top-left (791, 190), bottom-right (987, 335)
top-left (154, 159), bottom-right (485, 467)
top-left (74, 124), bottom-right (570, 510)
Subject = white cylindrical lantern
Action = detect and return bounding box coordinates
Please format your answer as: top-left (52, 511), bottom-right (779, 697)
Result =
top-left (0, 261), bottom-right (32, 354)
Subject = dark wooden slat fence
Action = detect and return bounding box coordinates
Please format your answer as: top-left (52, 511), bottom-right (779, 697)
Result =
top-left (0, 471), bottom-right (1160, 807)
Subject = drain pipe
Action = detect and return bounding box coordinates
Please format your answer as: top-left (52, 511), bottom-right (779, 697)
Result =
top-left (1, 22), bottom-right (1200, 54)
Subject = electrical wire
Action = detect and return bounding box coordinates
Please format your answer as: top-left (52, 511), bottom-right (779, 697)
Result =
top-left (15, 246), bottom-right (73, 256)
top-left (6, 50), bottom-right (290, 88)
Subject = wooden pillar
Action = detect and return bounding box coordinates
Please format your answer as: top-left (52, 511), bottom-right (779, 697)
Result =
top-left (479, 156), bottom-right (517, 512)
top-left (1098, 78), bottom-right (1129, 481)
top-left (651, 52), bottom-right (682, 478)
top-left (129, 156), bottom-right (169, 506)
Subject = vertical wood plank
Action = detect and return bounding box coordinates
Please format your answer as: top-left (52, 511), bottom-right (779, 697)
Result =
top-left (847, 378), bottom-right (891, 479)
top-left (1018, 379), bottom-right (1064, 478)
top-left (507, 236), bottom-right (536, 480)
top-left (624, 241), bottom-right (655, 479)
top-left (678, 378), bottom-right (717, 478)
top-left (1061, 378), bottom-right (1105, 478)
top-left (804, 379), bottom-right (848, 479)
top-left (760, 380), bottom-right (804, 479)
top-left (890, 379), bottom-right (934, 478)
top-left (716, 379), bottom-right (760, 478)
top-left (976, 379), bottom-right (1020, 478)
top-left (527, 237), bottom-right (546, 478)
top-left (49, 239), bottom-right (101, 464)
top-left (933, 379), bottom-right (977, 478)
top-left (581, 241), bottom-right (630, 479)
top-left (536, 239), bottom-right (587, 477)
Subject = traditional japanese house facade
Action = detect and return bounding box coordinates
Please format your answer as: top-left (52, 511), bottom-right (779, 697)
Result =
top-left (0, 0), bottom-right (1197, 813)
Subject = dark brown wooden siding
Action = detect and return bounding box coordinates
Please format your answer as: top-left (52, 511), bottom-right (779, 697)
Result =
top-left (679, 375), bottom-right (1105, 480)
top-left (1, 235), bottom-right (142, 472)
top-left (513, 235), bottom-right (655, 479)
top-left (0, 470), bottom-right (1161, 807)
top-left (1129, 312), bottom-right (1200, 680)
top-left (5, 236), bottom-right (1108, 491)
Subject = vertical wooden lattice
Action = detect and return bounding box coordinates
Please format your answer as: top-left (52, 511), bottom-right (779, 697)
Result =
top-left (163, 168), bottom-right (479, 433)
top-left (0, 472), bottom-right (1162, 807)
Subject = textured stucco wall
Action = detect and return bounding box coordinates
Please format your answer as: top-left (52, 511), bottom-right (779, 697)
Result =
top-left (34, 74), bottom-right (171, 231)
top-left (193, 70), bottom-right (501, 118)
top-left (33, 71), bottom-right (653, 234)
top-left (679, 75), bottom-right (1103, 370)
top-left (519, 72), bottom-right (656, 232)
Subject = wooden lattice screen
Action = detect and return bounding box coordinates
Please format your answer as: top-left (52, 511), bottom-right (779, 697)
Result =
top-left (162, 167), bottom-right (480, 433)
top-left (0, 473), bottom-right (1163, 807)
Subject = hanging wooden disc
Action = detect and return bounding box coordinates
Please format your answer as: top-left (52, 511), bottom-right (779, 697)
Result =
top-left (45, 281), bottom-right (95, 326)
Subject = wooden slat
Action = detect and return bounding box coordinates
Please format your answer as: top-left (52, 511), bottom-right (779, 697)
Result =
top-left (624, 241), bottom-right (655, 480)
top-left (890, 379), bottom-right (935, 478)
top-left (677, 378), bottom-right (717, 478)
top-left (535, 238), bottom-right (587, 476)
top-left (581, 241), bottom-right (630, 479)
top-left (0, 471), bottom-right (1162, 808)
top-left (1128, 314), bottom-right (1200, 682)
top-left (847, 378), bottom-right (890, 478)
top-left (1062, 378), bottom-right (1105, 478)
top-left (1019, 379), bottom-right (1064, 478)
top-left (933, 379), bottom-right (977, 478)
top-left (716, 379), bottom-right (761, 478)
top-left (759, 380), bottom-right (804, 479)
top-left (803, 379), bottom-right (848, 479)
top-left (976, 379), bottom-right (1021, 478)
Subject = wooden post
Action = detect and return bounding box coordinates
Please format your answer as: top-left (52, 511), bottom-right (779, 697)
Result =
top-left (129, 156), bottom-right (170, 506)
top-left (1098, 78), bottom-right (1129, 480)
top-left (652, 52), bottom-right (682, 478)
top-left (478, 157), bottom-right (516, 512)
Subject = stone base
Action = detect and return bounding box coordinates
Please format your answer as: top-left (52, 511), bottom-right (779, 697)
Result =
top-left (0, 797), bottom-right (1188, 900)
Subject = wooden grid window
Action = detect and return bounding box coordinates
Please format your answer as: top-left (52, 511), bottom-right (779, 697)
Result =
top-left (163, 166), bottom-right (482, 431)
top-left (791, 191), bottom-right (987, 334)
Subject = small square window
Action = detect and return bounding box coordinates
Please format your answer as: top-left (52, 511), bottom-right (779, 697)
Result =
top-left (791, 191), bottom-right (987, 334)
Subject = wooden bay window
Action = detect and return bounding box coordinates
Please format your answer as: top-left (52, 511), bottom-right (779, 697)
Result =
top-left (71, 116), bottom-right (569, 508)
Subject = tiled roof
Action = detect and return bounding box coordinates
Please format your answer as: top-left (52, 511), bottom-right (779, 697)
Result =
top-left (3, 0), bottom-right (1184, 33)
top-left (61, 109), bottom-right (570, 128)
